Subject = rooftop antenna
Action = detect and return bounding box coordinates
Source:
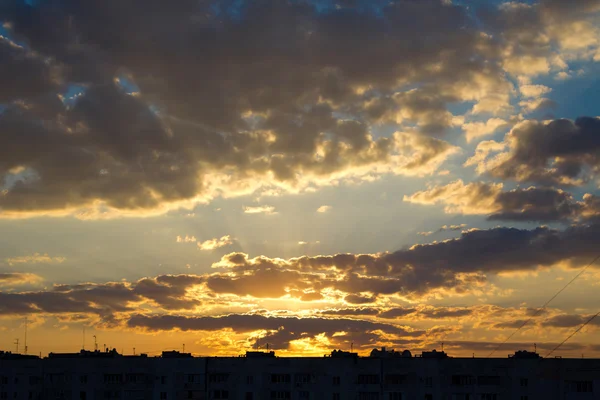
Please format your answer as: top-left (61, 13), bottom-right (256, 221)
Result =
top-left (182, 344), bottom-right (185, 353)
top-left (133, 348), bottom-right (136, 356)
top-left (14, 338), bottom-right (19, 354)
top-left (24, 317), bottom-right (28, 355)
top-left (441, 342), bottom-right (444, 353)
top-left (93, 335), bottom-right (98, 351)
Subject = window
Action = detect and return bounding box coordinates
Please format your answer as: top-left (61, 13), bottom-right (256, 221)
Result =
top-left (332, 376), bottom-right (340, 386)
top-left (161, 377), bottom-right (167, 385)
top-left (388, 393), bottom-right (402, 400)
top-left (451, 376), bottom-right (475, 386)
top-left (213, 391), bottom-right (229, 399)
top-left (209, 374), bottom-right (228, 384)
top-left (332, 394), bottom-right (340, 400)
top-left (104, 375), bottom-right (123, 384)
top-left (28, 377), bottom-right (39, 385)
top-left (80, 376), bottom-right (88, 384)
top-left (271, 374), bottom-right (291, 384)
top-left (519, 378), bottom-right (528, 387)
top-left (299, 391), bottom-right (309, 399)
top-left (270, 392), bottom-right (290, 400)
top-left (424, 377), bottom-right (433, 388)
top-left (567, 381), bottom-right (593, 393)
top-left (187, 375), bottom-right (202, 384)
top-left (385, 375), bottom-right (407, 385)
top-left (479, 395), bottom-right (497, 400)
top-left (357, 375), bottom-right (379, 385)
top-left (358, 393), bottom-right (378, 400)
top-left (246, 376), bottom-right (254, 385)
top-left (160, 393), bottom-right (167, 400)
top-left (295, 374), bottom-right (310, 384)
top-left (478, 377), bottom-right (500, 386)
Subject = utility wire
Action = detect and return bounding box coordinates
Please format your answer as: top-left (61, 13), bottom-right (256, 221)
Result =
top-left (487, 253), bottom-right (600, 358)
top-left (545, 311), bottom-right (600, 358)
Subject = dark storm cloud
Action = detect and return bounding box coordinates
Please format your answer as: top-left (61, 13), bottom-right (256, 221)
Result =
top-left (0, 0), bottom-right (513, 215)
top-left (127, 313), bottom-right (424, 349)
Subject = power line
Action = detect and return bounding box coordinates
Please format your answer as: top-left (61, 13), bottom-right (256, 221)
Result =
top-left (487, 253), bottom-right (600, 358)
top-left (545, 311), bottom-right (600, 358)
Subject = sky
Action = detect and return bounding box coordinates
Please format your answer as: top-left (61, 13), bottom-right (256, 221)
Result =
top-left (1, 0), bottom-right (600, 358)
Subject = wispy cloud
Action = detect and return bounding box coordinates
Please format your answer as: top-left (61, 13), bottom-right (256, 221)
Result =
top-left (316, 205), bottom-right (332, 213)
top-left (197, 235), bottom-right (233, 251)
top-left (0, 272), bottom-right (43, 286)
top-left (5, 253), bottom-right (66, 266)
top-left (243, 205), bottom-right (277, 215)
top-left (176, 235), bottom-right (197, 243)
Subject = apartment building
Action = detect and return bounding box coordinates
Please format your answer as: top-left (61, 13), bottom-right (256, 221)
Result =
top-left (1, 349), bottom-right (598, 400)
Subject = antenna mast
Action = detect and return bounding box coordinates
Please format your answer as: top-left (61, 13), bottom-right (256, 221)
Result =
top-left (14, 338), bottom-right (19, 354)
top-left (24, 317), bottom-right (28, 355)
top-left (93, 335), bottom-right (98, 351)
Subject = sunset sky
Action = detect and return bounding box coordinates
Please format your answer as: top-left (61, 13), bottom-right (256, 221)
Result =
top-left (1, 0), bottom-right (600, 358)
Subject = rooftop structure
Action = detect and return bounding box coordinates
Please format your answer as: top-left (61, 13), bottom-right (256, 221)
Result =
top-left (1, 349), bottom-right (598, 399)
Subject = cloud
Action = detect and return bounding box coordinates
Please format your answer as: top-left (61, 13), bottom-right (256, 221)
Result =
top-left (419, 224), bottom-right (468, 236)
top-left (8, 0), bottom-right (598, 218)
top-left (127, 313), bottom-right (423, 350)
top-left (318, 308), bottom-right (381, 317)
top-left (541, 314), bottom-right (600, 329)
top-left (344, 294), bottom-right (378, 305)
top-left (463, 118), bottom-right (508, 142)
top-left (0, 272), bottom-right (42, 286)
top-left (5, 253), bottom-right (66, 266)
top-left (519, 84), bottom-right (552, 98)
top-left (243, 205), bottom-right (277, 215)
top-left (466, 117), bottom-right (600, 186)
top-left (176, 235), bottom-right (197, 243)
top-left (405, 180), bottom-right (587, 222)
top-left (0, 0), bottom-right (504, 218)
top-left (316, 205), bottom-right (331, 213)
top-left (197, 235), bottom-right (234, 251)
top-left (0, 274), bottom-right (205, 316)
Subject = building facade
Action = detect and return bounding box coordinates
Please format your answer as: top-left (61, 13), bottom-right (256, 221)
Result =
top-left (0, 349), bottom-right (598, 400)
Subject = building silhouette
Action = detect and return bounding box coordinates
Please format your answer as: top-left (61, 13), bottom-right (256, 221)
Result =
top-left (0, 348), bottom-right (598, 399)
